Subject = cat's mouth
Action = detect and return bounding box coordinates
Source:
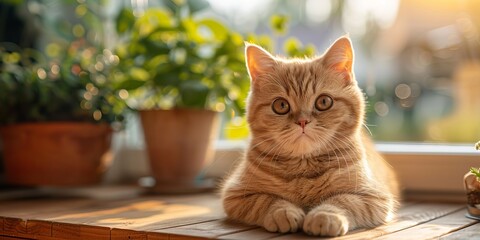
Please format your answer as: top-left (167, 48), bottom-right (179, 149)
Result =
top-left (295, 131), bottom-right (314, 142)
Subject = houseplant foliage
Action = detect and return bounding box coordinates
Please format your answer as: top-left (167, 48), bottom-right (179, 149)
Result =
top-left (111, 0), bottom-right (254, 188)
top-left (113, 1), bottom-right (249, 114)
top-left (465, 142), bottom-right (480, 219)
top-left (0, 0), bottom-right (125, 186)
top-left (0, 42), bottom-right (124, 126)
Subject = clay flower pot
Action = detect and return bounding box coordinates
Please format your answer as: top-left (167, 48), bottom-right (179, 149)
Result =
top-left (464, 171), bottom-right (480, 220)
top-left (0, 122), bottom-right (113, 186)
top-left (139, 109), bottom-right (219, 190)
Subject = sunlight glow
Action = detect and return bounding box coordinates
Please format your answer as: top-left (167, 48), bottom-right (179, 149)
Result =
top-left (51, 200), bottom-right (211, 228)
top-left (342, 0), bottom-right (399, 37)
top-left (305, 0), bottom-right (331, 24)
top-left (207, 0), bottom-right (273, 32)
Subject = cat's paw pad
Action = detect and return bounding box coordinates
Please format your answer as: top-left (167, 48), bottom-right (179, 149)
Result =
top-left (263, 206), bottom-right (305, 233)
top-left (303, 211), bottom-right (349, 236)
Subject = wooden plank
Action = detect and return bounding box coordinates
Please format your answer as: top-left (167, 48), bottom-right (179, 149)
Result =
top-left (111, 228), bottom-right (147, 240)
top-left (169, 235), bottom-right (209, 240)
top-left (26, 220), bottom-right (52, 237)
top-left (0, 193), bottom-right (224, 239)
top-left (146, 232), bottom-right (169, 240)
top-left (4, 218), bottom-right (27, 235)
top-left (136, 194), bottom-right (225, 231)
top-left (0, 199), bottom-right (93, 219)
top-left (336, 203), bottom-right (464, 240)
top-left (52, 223), bottom-right (110, 240)
top-left (155, 219), bottom-right (256, 239)
top-left (53, 200), bottom-right (221, 230)
top-left (0, 235), bottom-right (35, 240)
top-left (440, 222), bottom-right (480, 239)
top-left (375, 209), bottom-right (477, 240)
top-left (271, 203), bottom-right (463, 240)
top-left (1, 216), bottom-right (4, 232)
top-left (41, 194), bottom-right (223, 231)
top-left (218, 228), bottom-right (284, 240)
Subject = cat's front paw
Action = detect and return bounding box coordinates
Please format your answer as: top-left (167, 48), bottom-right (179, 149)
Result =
top-left (303, 210), bottom-right (349, 236)
top-left (262, 205), bottom-right (305, 233)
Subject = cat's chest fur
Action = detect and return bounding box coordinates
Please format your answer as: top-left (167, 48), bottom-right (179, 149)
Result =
top-left (242, 156), bottom-right (366, 209)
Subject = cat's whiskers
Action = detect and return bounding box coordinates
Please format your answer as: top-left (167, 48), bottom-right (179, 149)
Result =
top-left (242, 136), bottom-right (289, 195)
top-left (328, 134), bottom-right (362, 192)
top-left (269, 138), bottom-right (290, 176)
top-left (307, 133), bottom-right (332, 176)
top-left (249, 136), bottom-right (276, 152)
top-left (363, 123), bottom-right (373, 136)
top-left (241, 136), bottom-right (279, 194)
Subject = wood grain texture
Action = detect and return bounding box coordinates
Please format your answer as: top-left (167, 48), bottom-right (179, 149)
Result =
top-left (0, 188), bottom-right (477, 240)
top-left (440, 222), bottom-right (480, 240)
top-left (26, 220), bottom-right (52, 236)
top-left (337, 203), bottom-right (464, 240)
top-left (169, 235), bottom-right (209, 240)
top-left (111, 229), bottom-right (146, 240)
top-left (52, 222), bottom-right (110, 240)
top-left (145, 232), bottom-right (169, 240)
top-left (376, 209), bottom-right (477, 240)
top-left (3, 218), bottom-right (27, 235)
top-left (157, 219), bottom-right (256, 239)
top-left (218, 228), bottom-right (284, 240)
top-left (271, 203), bottom-right (463, 240)
top-left (0, 235), bottom-right (35, 240)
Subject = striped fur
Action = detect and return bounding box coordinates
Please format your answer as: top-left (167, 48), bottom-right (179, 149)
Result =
top-left (221, 37), bottom-right (399, 236)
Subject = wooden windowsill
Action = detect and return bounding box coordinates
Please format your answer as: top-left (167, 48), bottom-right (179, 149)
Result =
top-left (0, 186), bottom-right (478, 239)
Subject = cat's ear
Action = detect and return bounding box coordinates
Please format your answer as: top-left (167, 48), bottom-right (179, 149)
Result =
top-left (245, 43), bottom-right (276, 82)
top-left (322, 36), bottom-right (354, 82)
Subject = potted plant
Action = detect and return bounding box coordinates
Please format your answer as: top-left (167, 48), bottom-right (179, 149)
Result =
top-left (0, 1), bottom-right (127, 186)
top-left (113, 2), bottom-right (251, 190)
top-left (0, 41), bottom-right (125, 186)
top-left (465, 141), bottom-right (480, 219)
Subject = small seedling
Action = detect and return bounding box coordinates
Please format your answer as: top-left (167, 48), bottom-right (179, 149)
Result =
top-left (471, 167), bottom-right (480, 179)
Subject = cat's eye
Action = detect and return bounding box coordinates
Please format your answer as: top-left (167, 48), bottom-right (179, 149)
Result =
top-left (272, 98), bottom-right (290, 115)
top-left (315, 94), bottom-right (334, 111)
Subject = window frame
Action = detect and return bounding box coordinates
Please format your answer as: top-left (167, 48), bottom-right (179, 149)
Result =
top-left (114, 140), bottom-right (480, 202)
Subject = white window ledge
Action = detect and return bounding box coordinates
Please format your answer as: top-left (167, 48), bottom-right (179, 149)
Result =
top-left (109, 140), bottom-right (480, 202)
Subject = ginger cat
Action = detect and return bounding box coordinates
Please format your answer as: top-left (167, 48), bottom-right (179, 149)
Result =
top-left (221, 37), bottom-right (399, 236)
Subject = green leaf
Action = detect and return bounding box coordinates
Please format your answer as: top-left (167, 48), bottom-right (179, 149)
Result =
top-left (270, 15), bottom-right (288, 35)
top-left (2, 0), bottom-right (23, 5)
top-left (179, 80), bottom-right (209, 108)
top-left (117, 79), bottom-right (146, 90)
top-left (129, 67), bottom-right (150, 81)
top-left (284, 37), bottom-right (301, 56)
top-left (471, 167), bottom-right (480, 178)
top-left (116, 8), bottom-right (135, 34)
top-left (197, 19), bottom-right (228, 42)
top-left (283, 37), bottom-right (317, 58)
top-left (135, 8), bottom-right (172, 37)
top-left (182, 18), bottom-right (205, 43)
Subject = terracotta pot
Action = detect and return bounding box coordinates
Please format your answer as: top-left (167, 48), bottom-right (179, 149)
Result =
top-left (139, 109), bottom-right (219, 186)
top-left (0, 122), bottom-right (113, 186)
top-left (464, 172), bottom-right (480, 219)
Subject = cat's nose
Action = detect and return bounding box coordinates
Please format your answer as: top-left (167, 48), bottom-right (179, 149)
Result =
top-left (295, 119), bottom-right (311, 129)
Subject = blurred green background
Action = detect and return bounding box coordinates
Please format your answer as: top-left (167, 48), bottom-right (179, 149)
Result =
top-left (1, 0), bottom-right (480, 143)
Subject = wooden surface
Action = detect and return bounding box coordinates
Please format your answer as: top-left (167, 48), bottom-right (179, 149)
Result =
top-left (0, 186), bottom-right (477, 240)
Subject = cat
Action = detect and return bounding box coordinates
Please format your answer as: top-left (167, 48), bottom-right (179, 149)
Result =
top-left (221, 36), bottom-right (399, 237)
